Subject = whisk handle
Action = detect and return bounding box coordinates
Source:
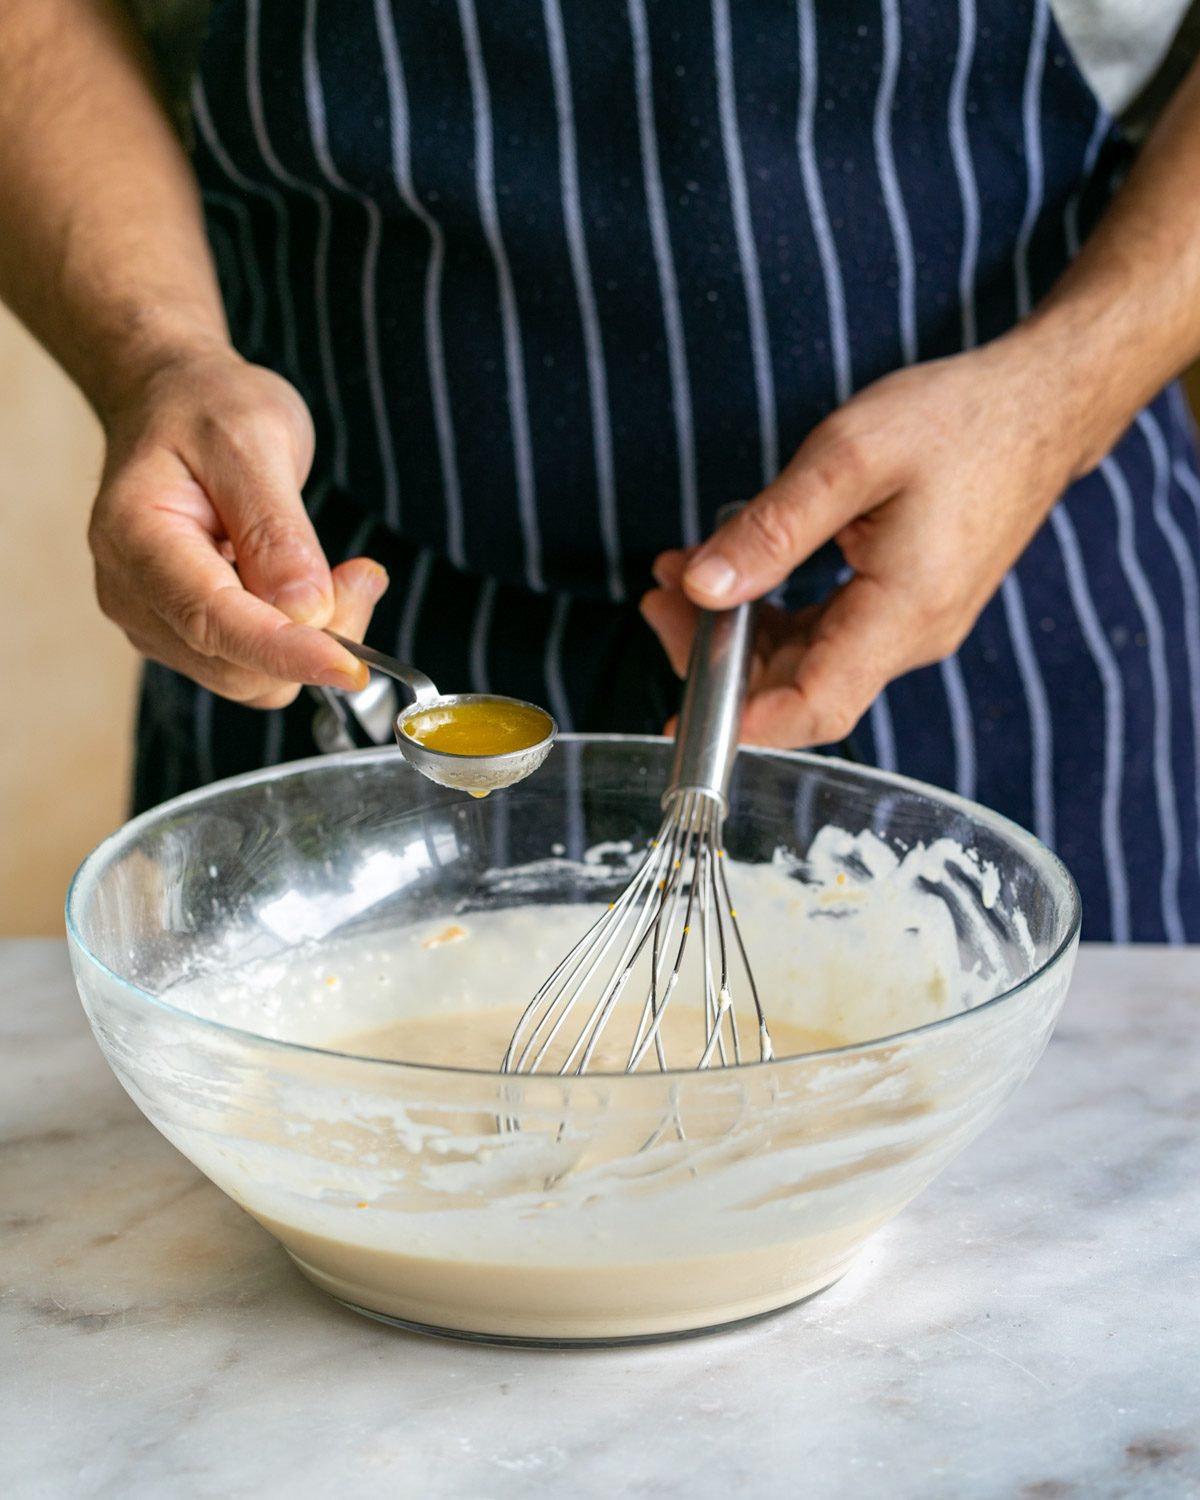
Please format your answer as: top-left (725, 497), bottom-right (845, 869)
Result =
top-left (665, 596), bottom-right (757, 813)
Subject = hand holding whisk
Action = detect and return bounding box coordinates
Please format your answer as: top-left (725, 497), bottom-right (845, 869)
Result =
top-left (502, 530), bottom-right (773, 1076)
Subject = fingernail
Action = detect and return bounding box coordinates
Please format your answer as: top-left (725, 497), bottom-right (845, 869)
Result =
top-left (684, 555), bottom-right (737, 599)
top-left (365, 565), bottom-right (389, 601)
top-left (273, 579), bottom-right (329, 624)
top-left (317, 661), bottom-right (369, 694)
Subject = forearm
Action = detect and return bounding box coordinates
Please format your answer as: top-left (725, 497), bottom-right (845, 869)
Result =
top-left (0, 0), bottom-right (226, 424)
top-left (1011, 54), bottom-right (1200, 477)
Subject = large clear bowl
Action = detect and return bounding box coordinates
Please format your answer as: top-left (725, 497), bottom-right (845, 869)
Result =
top-left (66, 736), bottom-right (1079, 1345)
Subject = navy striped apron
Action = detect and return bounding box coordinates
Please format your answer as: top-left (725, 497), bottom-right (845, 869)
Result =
top-left (134, 0), bottom-right (1200, 942)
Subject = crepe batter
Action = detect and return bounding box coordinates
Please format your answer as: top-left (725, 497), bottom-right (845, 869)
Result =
top-left (334, 1003), bottom-right (836, 1074)
top-left (167, 837), bottom-right (1013, 1340)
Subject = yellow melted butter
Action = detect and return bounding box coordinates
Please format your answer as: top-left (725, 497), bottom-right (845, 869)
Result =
top-left (402, 698), bottom-right (552, 757)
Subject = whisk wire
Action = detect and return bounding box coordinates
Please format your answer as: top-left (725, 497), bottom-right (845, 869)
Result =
top-left (698, 840), bottom-right (727, 1068)
top-left (555, 842), bottom-right (671, 1074)
top-left (628, 792), bottom-right (712, 1072)
top-left (717, 850), bottom-right (773, 1063)
top-left (630, 790), bottom-right (699, 1072)
top-left (503, 834), bottom-right (666, 1072)
top-left (579, 798), bottom-right (700, 1074)
top-left (695, 834), bottom-right (733, 1068)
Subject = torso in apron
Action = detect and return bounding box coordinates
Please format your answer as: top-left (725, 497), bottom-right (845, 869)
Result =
top-left (153, 0), bottom-right (1200, 941)
top-left (191, 0), bottom-right (1129, 599)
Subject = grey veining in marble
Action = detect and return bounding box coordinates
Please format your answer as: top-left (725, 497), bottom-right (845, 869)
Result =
top-left (2, 940), bottom-right (1198, 1499)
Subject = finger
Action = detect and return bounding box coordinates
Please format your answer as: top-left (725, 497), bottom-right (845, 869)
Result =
top-left (193, 588), bottom-right (370, 690)
top-left (650, 547), bottom-right (698, 590)
top-left (639, 586), bottom-right (699, 678)
top-left (681, 424), bottom-right (903, 608)
top-left (129, 635), bottom-right (302, 710)
top-left (197, 400), bottom-right (333, 623)
top-left (95, 511), bottom-right (303, 706)
top-left (739, 575), bottom-right (912, 748)
top-left (138, 521), bottom-right (370, 691)
top-left (744, 603), bottom-right (822, 695)
top-left (327, 557), bottom-right (390, 645)
top-left (639, 592), bottom-right (802, 687)
top-left (120, 599), bottom-right (303, 709)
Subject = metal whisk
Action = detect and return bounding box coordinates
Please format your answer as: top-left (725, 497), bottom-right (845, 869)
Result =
top-left (502, 589), bottom-right (774, 1075)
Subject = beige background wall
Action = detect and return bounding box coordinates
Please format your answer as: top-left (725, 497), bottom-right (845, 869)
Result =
top-left (0, 305), bottom-right (139, 935)
top-left (3, 303), bottom-right (1200, 935)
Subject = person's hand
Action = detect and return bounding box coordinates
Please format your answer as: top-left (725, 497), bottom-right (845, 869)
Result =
top-left (89, 343), bottom-right (387, 709)
top-left (640, 336), bottom-right (1082, 747)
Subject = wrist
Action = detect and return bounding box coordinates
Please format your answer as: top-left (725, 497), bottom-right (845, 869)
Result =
top-left (988, 310), bottom-right (1144, 483)
top-left (89, 309), bottom-right (233, 432)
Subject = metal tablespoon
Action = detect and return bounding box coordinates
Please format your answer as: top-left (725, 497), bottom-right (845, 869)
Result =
top-left (324, 631), bottom-right (557, 797)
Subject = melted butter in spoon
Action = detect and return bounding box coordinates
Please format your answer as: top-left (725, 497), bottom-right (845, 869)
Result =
top-left (401, 699), bottom-right (553, 759)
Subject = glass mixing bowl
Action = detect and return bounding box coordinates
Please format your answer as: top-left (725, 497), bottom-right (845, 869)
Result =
top-left (66, 737), bottom-right (1079, 1345)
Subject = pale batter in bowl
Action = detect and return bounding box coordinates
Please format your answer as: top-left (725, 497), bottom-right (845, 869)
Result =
top-left (158, 847), bottom-right (1026, 1341)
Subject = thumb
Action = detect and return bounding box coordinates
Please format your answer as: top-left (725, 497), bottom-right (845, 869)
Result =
top-left (206, 410), bottom-right (334, 625)
top-left (681, 427), bottom-right (899, 608)
top-left (328, 557), bottom-right (390, 645)
top-left (639, 586), bottom-right (698, 678)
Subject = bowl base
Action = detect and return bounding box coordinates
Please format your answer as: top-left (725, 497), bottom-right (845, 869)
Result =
top-left (321, 1279), bottom-right (842, 1350)
top-left (281, 1231), bottom-right (864, 1346)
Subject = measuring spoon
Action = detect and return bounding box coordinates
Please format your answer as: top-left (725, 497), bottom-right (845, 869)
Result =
top-left (326, 632), bottom-right (557, 797)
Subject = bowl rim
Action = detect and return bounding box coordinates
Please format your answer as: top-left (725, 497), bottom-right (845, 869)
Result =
top-left (65, 735), bottom-right (1082, 1081)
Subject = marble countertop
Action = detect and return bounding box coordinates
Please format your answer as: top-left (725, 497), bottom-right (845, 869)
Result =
top-left (3, 940), bottom-right (1198, 1499)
